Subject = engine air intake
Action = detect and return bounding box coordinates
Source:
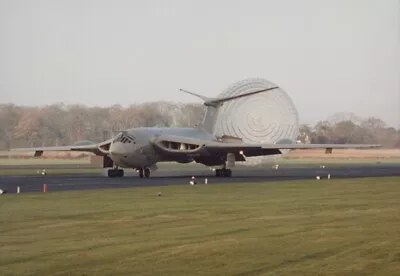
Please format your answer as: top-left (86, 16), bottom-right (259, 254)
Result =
top-left (160, 141), bottom-right (200, 151)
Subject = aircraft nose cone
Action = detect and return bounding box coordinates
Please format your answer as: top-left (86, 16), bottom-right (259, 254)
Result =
top-left (109, 143), bottom-right (125, 156)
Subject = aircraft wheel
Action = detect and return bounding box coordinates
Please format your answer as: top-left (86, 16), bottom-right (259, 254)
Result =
top-left (107, 169), bottom-right (113, 177)
top-left (108, 169), bottom-right (124, 177)
top-left (224, 169), bottom-right (232, 177)
top-left (215, 169), bottom-right (231, 177)
top-left (138, 169), bottom-right (144, 178)
top-left (215, 168), bottom-right (231, 177)
top-left (144, 168), bottom-right (150, 178)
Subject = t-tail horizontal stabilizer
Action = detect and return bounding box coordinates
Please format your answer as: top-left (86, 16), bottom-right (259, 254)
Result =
top-left (180, 86), bottom-right (279, 107)
top-left (179, 89), bottom-right (212, 102)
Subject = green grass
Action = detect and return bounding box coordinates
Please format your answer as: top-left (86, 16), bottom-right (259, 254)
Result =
top-left (0, 158), bottom-right (91, 166)
top-left (1, 177), bottom-right (400, 275)
top-left (0, 168), bottom-right (104, 176)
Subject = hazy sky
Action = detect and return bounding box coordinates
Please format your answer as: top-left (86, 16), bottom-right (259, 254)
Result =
top-left (1, 0), bottom-right (399, 127)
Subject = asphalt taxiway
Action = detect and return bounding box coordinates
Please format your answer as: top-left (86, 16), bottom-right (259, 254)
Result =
top-left (0, 164), bottom-right (399, 194)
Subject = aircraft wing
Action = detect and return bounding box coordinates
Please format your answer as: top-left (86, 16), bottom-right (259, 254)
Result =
top-left (151, 134), bottom-right (381, 158)
top-left (202, 141), bottom-right (381, 155)
top-left (10, 140), bottom-right (111, 156)
top-left (204, 142), bottom-right (381, 150)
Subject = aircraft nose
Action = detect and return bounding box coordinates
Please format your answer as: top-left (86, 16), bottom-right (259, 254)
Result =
top-left (109, 142), bottom-right (125, 156)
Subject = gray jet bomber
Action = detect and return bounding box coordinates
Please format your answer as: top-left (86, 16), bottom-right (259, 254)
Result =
top-left (11, 87), bottom-right (380, 178)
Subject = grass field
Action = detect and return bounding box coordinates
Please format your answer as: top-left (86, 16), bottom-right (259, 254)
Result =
top-left (0, 158), bottom-right (91, 166)
top-left (1, 177), bottom-right (400, 275)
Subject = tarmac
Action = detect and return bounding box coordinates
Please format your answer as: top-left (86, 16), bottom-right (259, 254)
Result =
top-left (0, 164), bottom-right (399, 194)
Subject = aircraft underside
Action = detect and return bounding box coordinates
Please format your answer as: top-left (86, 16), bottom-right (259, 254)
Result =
top-left (103, 155), bottom-right (234, 178)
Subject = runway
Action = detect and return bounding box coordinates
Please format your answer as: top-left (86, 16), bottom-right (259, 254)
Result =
top-left (1, 164), bottom-right (399, 194)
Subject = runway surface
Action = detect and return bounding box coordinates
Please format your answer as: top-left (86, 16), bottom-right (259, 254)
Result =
top-left (1, 164), bottom-right (399, 194)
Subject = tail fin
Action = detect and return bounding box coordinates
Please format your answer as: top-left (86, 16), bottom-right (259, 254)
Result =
top-left (180, 86), bottom-right (279, 134)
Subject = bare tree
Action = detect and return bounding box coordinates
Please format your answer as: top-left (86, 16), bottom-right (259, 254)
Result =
top-left (14, 109), bottom-right (43, 147)
top-left (0, 104), bottom-right (22, 149)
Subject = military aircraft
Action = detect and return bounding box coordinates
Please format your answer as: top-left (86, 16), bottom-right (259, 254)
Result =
top-left (11, 86), bottom-right (380, 178)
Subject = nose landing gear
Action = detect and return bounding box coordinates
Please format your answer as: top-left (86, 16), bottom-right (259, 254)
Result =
top-left (107, 167), bottom-right (124, 177)
top-left (138, 168), bottom-right (151, 178)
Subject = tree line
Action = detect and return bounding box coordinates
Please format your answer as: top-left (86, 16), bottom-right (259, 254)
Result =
top-left (0, 103), bottom-right (399, 149)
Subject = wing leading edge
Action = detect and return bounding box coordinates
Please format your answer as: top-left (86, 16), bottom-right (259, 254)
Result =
top-left (10, 140), bottom-right (111, 156)
top-left (202, 141), bottom-right (381, 155)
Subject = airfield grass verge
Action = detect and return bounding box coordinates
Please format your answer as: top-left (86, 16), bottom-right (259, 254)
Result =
top-left (0, 158), bottom-right (91, 166)
top-left (1, 177), bottom-right (400, 275)
top-left (0, 168), bottom-right (104, 176)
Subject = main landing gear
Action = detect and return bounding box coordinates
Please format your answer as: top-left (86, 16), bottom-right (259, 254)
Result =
top-left (137, 168), bottom-right (151, 178)
top-left (108, 167), bottom-right (124, 177)
top-left (107, 167), bottom-right (152, 178)
top-left (215, 168), bottom-right (232, 177)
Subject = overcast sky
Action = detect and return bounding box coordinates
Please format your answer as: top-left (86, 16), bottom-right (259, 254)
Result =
top-left (0, 0), bottom-right (399, 127)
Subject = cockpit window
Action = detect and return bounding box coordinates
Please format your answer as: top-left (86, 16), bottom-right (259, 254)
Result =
top-left (113, 133), bottom-right (136, 144)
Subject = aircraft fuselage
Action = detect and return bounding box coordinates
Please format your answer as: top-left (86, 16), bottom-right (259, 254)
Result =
top-left (109, 127), bottom-right (217, 169)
